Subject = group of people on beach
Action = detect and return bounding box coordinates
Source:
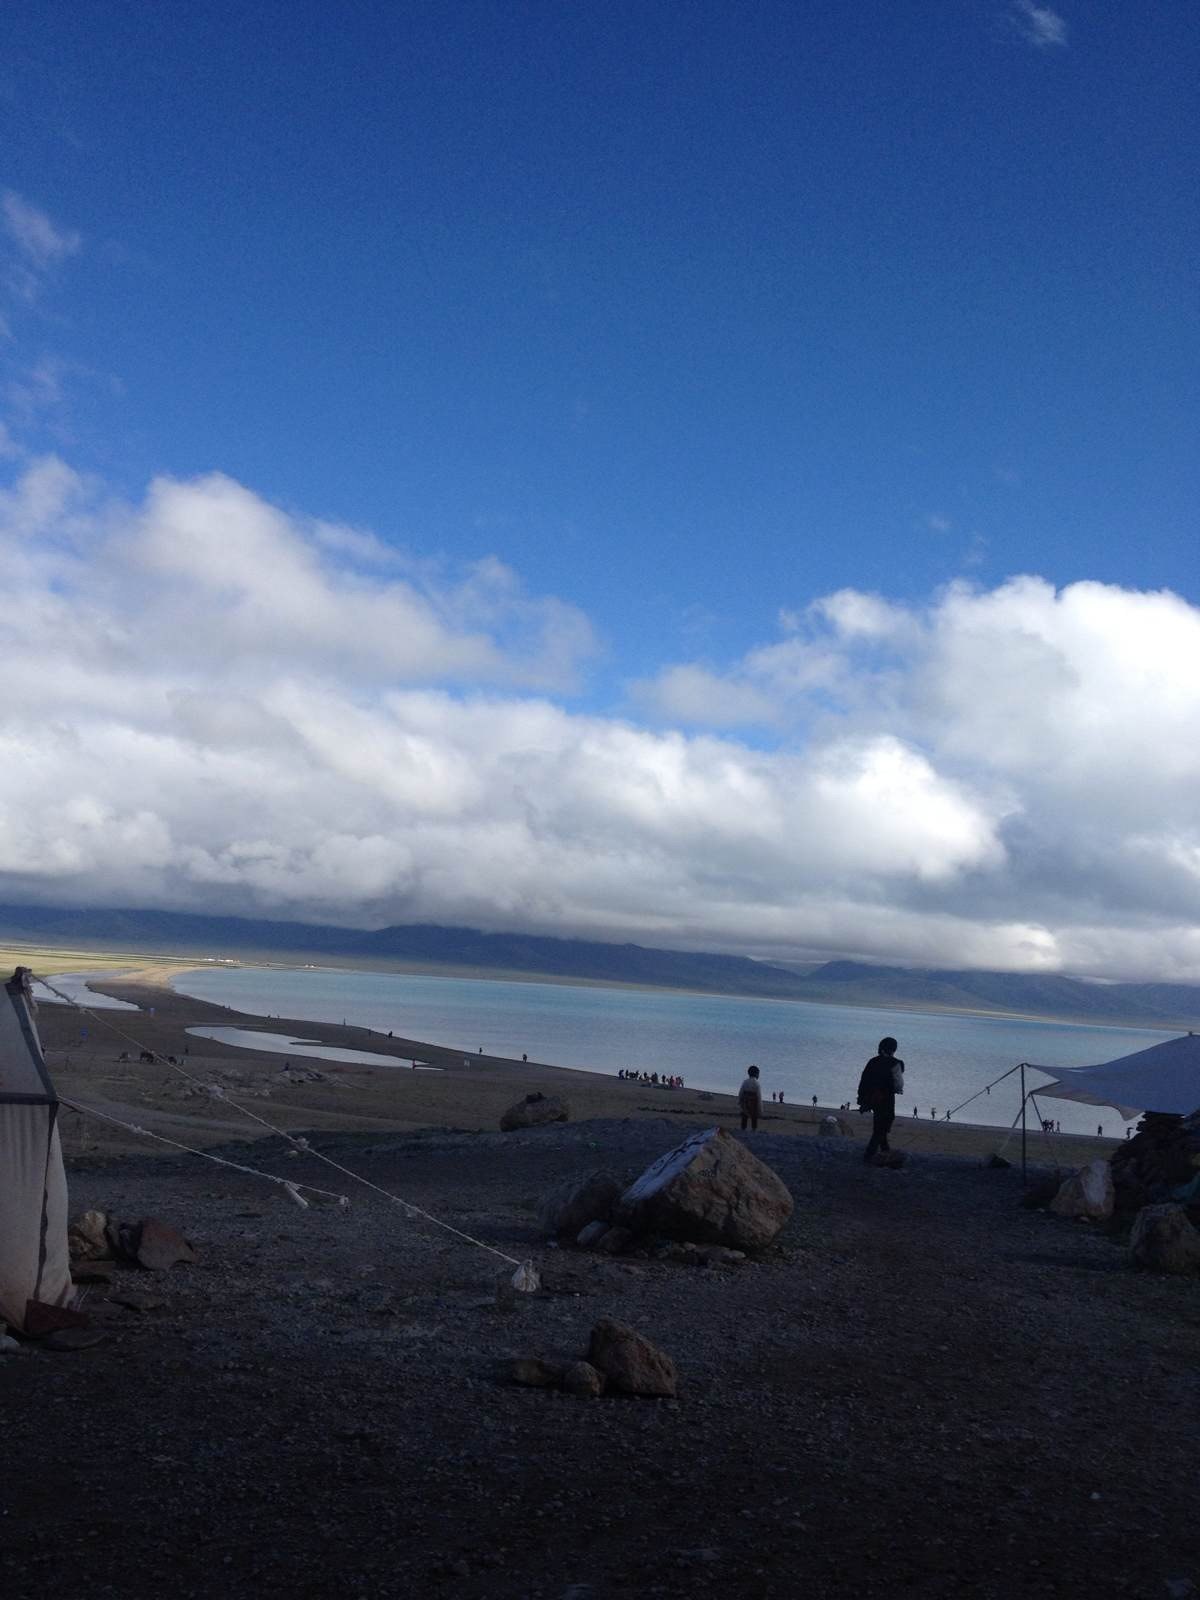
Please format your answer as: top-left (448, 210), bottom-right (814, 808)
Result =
top-left (618, 1068), bottom-right (685, 1087)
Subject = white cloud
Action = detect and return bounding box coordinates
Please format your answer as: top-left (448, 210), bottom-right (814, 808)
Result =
top-left (2, 192), bottom-right (81, 267)
top-left (1010, 1), bottom-right (1068, 49)
top-left (0, 456), bottom-right (1198, 980)
top-left (1, 192), bottom-right (81, 305)
top-left (633, 663), bottom-right (778, 727)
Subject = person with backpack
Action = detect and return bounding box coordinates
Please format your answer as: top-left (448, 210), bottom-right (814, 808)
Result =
top-left (857, 1037), bottom-right (904, 1164)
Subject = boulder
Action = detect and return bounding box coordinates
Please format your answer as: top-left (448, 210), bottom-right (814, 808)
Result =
top-left (1050, 1160), bottom-right (1115, 1221)
top-left (588, 1318), bottom-right (677, 1398)
top-left (575, 1220), bottom-right (609, 1249)
top-left (500, 1092), bottom-right (570, 1133)
top-left (1130, 1204), bottom-right (1200, 1274)
top-left (561, 1360), bottom-right (605, 1398)
top-left (819, 1115), bottom-right (842, 1137)
top-left (537, 1170), bottom-right (623, 1238)
top-left (617, 1127), bottom-right (793, 1250)
top-left (135, 1219), bottom-right (196, 1272)
top-left (67, 1210), bottom-right (110, 1260)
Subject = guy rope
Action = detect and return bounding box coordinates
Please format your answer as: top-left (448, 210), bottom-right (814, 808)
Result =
top-left (35, 975), bottom-right (540, 1291)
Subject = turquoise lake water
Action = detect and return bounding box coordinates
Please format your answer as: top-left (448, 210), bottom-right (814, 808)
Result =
top-left (170, 965), bottom-right (1174, 1139)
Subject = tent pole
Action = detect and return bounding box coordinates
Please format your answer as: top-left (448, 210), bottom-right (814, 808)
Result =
top-left (1020, 1063), bottom-right (1027, 1183)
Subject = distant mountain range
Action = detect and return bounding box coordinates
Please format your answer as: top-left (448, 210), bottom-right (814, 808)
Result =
top-left (2, 901), bottom-right (1198, 1030)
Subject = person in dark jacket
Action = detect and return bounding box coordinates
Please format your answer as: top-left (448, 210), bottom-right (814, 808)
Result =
top-left (857, 1037), bottom-right (903, 1163)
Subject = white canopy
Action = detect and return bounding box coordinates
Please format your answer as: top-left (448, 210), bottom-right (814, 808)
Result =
top-left (1027, 1033), bottom-right (1200, 1121)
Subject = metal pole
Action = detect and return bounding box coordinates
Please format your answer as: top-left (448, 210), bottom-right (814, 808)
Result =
top-left (1020, 1063), bottom-right (1027, 1183)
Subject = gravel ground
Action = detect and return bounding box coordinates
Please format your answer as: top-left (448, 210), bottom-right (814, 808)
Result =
top-left (2, 1119), bottom-right (1197, 1600)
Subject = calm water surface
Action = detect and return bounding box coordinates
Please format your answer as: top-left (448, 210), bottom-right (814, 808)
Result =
top-left (172, 966), bottom-right (1172, 1139)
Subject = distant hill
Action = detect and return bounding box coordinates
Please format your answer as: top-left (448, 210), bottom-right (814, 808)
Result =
top-left (1, 901), bottom-right (1198, 1029)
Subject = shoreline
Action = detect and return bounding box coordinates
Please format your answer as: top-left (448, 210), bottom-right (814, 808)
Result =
top-left (23, 958), bottom-right (1122, 1170)
top-left (3, 935), bottom-right (1187, 1032)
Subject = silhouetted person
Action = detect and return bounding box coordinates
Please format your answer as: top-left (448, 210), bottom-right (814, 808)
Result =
top-left (738, 1065), bottom-right (762, 1131)
top-left (857, 1037), bottom-right (903, 1164)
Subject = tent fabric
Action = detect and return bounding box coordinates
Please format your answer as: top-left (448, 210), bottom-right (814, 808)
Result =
top-left (0, 970), bottom-right (74, 1331)
top-left (1027, 1033), bottom-right (1200, 1121)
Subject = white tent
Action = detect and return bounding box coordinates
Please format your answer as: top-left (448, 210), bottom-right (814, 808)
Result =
top-left (0, 968), bottom-right (74, 1332)
top-left (1027, 1033), bottom-right (1200, 1121)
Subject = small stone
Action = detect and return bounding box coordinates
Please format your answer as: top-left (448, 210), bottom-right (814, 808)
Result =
top-left (575, 1220), bottom-right (608, 1249)
top-left (503, 1357), bottom-right (563, 1389)
top-left (587, 1317), bottom-right (677, 1398)
top-left (67, 1210), bottom-right (110, 1260)
top-left (500, 1092), bottom-right (570, 1132)
top-left (561, 1361), bottom-right (605, 1398)
top-left (135, 1218), bottom-right (197, 1272)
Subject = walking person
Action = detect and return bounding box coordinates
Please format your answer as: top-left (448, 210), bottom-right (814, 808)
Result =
top-left (857, 1037), bottom-right (903, 1164)
top-left (738, 1065), bottom-right (763, 1132)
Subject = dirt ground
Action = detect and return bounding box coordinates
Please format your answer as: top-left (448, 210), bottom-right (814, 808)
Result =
top-left (5, 967), bottom-right (1194, 1600)
top-left (2, 1116), bottom-right (1198, 1600)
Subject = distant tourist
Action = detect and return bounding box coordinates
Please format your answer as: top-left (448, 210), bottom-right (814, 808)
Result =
top-left (1097, 1124), bottom-right (1103, 1137)
top-left (738, 1065), bottom-right (763, 1132)
top-left (857, 1037), bottom-right (903, 1164)
top-left (811, 1094), bottom-right (818, 1107)
top-left (522, 1053), bottom-right (527, 1062)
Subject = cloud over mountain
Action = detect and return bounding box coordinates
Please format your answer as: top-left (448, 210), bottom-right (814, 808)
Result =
top-left (1, 455), bottom-right (1197, 980)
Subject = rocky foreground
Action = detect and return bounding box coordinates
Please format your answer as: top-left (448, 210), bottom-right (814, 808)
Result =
top-left (2, 1117), bottom-right (1198, 1600)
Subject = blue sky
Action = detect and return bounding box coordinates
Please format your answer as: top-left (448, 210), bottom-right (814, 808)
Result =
top-left (1, 1), bottom-right (1198, 977)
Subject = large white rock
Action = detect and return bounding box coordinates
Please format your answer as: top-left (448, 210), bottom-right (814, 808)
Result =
top-left (617, 1126), bottom-right (793, 1250)
top-left (1130, 1203), bottom-right (1200, 1274)
top-left (1050, 1159), bottom-right (1115, 1221)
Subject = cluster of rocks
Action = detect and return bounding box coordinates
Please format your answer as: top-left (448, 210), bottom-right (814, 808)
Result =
top-left (1045, 1136), bottom-right (1200, 1275)
top-left (538, 1126), bottom-right (793, 1260)
top-left (1110, 1110), bottom-right (1200, 1218)
top-left (500, 1091), bottom-right (570, 1132)
top-left (505, 1317), bottom-right (677, 1399)
top-left (68, 1209), bottom-right (196, 1274)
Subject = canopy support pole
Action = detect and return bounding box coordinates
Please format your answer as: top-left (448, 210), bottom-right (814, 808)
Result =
top-left (1020, 1062), bottom-right (1027, 1183)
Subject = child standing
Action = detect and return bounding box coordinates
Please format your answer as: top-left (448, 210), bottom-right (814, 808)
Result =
top-left (738, 1064), bottom-right (763, 1131)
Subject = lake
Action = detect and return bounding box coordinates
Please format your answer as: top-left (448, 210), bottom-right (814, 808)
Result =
top-left (170, 965), bottom-right (1173, 1138)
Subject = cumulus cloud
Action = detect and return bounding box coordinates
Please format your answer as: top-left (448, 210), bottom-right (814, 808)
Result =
top-left (0, 454), bottom-right (1197, 979)
top-left (1009, 1), bottom-right (1068, 49)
